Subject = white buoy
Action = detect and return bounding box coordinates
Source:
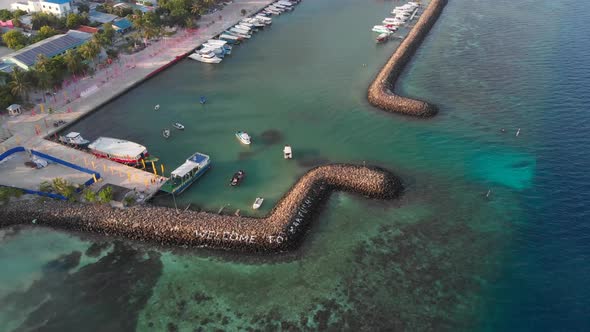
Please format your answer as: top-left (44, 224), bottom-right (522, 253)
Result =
top-left (516, 128), bottom-right (521, 136)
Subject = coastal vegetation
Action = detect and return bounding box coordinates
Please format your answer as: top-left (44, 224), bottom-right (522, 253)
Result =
top-left (0, 186), bottom-right (23, 203)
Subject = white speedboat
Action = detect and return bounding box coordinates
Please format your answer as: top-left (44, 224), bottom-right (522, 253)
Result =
top-left (219, 33), bottom-right (241, 43)
top-left (252, 197), bottom-right (264, 210)
top-left (203, 43), bottom-right (231, 55)
top-left (242, 18), bottom-right (266, 28)
top-left (199, 46), bottom-right (226, 58)
top-left (162, 128), bottom-right (171, 139)
top-left (376, 33), bottom-right (390, 43)
top-left (154, 104), bottom-right (160, 110)
top-left (372, 25), bottom-right (394, 34)
top-left (235, 24), bottom-right (255, 33)
top-left (189, 52), bottom-right (222, 63)
top-left (59, 132), bottom-right (90, 147)
top-left (230, 26), bottom-right (251, 35)
top-left (283, 145), bottom-right (292, 159)
top-left (255, 15), bottom-right (272, 24)
top-left (228, 29), bottom-right (251, 38)
top-left (235, 131), bottom-right (251, 145)
top-left (173, 123), bottom-right (185, 130)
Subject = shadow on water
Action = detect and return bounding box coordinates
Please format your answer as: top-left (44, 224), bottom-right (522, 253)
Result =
top-left (1, 241), bottom-right (163, 332)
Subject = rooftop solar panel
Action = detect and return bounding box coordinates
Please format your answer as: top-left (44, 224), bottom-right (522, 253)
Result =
top-left (10, 33), bottom-right (90, 67)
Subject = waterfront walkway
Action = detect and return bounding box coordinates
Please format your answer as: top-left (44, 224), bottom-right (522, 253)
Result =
top-left (0, 0), bottom-right (275, 195)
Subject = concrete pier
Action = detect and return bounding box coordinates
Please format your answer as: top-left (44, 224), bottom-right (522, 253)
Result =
top-left (0, 164), bottom-right (403, 252)
top-left (367, 0), bottom-right (448, 117)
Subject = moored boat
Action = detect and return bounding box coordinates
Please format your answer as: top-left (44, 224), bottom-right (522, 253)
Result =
top-left (88, 137), bottom-right (149, 165)
top-left (219, 33), bottom-right (241, 43)
top-left (189, 52), bottom-right (223, 63)
top-left (162, 128), bottom-right (171, 138)
top-left (235, 131), bottom-right (251, 145)
top-left (252, 197), bottom-right (264, 209)
top-left (283, 145), bottom-right (292, 159)
top-left (58, 132), bottom-right (90, 147)
top-left (230, 170), bottom-right (245, 186)
top-left (377, 33), bottom-right (389, 43)
top-left (160, 152), bottom-right (211, 195)
top-left (173, 123), bottom-right (184, 130)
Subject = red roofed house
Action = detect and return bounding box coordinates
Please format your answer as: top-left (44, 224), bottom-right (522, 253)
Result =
top-left (77, 25), bottom-right (99, 34)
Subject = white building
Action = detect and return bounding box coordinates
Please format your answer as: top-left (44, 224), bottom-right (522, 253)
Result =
top-left (11, 0), bottom-right (73, 18)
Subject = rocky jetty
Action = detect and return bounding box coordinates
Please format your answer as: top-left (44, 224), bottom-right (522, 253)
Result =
top-left (0, 164), bottom-right (402, 252)
top-left (367, 0), bottom-right (448, 117)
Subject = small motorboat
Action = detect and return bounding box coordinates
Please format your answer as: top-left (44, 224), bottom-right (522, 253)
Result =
top-left (162, 128), bottom-right (171, 139)
top-left (235, 131), bottom-right (251, 145)
top-left (230, 170), bottom-right (245, 186)
top-left (200, 96), bottom-right (207, 104)
top-left (59, 132), bottom-right (90, 147)
top-left (283, 145), bottom-right (292, 159)
top-left (173, 123), bottom-right (185, 130)
top-left (154, 104), bottom-right (160, 111)
top-left (376, 33), bottom-right (389, 43)
top-left (252, 197), bottom-right (264, 209)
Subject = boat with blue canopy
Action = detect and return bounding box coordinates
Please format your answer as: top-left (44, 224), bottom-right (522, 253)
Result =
top-left (160, 152), bottom-right (211, 195)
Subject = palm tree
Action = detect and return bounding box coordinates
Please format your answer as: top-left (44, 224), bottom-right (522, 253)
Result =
top-left (63, 49), bottom-right (83, 74)
top-left (35, 70), bottom-right (52, 95)
top-left (79, 40), bottom-right (100, 67)
top-left (9, 67), bottom-right (31, 101)
top-left (191, 3), bottom-right (203, 15)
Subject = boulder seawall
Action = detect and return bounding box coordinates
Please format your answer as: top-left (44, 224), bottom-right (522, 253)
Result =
top-left (368, 0), bottom-right (448, 117)
top-left (0, 164), bottom-right (402, 252)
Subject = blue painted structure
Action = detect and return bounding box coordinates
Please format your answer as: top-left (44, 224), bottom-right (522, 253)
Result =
top-left (0, 146), bottom-right (101, 200)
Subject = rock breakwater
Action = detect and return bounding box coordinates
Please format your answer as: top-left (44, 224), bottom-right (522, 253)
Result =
top-left (0, 164), bottom-right (402, 252)
top-left (368, 0), bottom-right (448, 117)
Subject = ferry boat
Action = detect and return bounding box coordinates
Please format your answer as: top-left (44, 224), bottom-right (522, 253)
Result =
top-left (88, 137), bottom-right (149, 165)
top-left (235, 131), bottom-right (251, 145)
top-left (188, 52), bottom-right (222, 63)
top-left (160, 152), bottom-right (211, 195)
top-left (230, 170), bottom-right (245, 186)
top-left (58, 132), bottom-right (90, 147)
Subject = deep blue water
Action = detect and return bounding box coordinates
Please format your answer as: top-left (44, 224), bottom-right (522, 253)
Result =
top-left (1, 0), bottom-right (589, 330)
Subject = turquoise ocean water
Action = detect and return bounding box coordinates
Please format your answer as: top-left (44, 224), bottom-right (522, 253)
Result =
top-left (1, 0), bottom-right (589, 330)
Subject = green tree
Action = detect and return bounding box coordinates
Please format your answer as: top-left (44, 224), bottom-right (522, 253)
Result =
top-left (78, 40), bottom-right (101, 65)
top-left (63, 49), bottom-right (83, 75)
top-left (97, 186), bottom-right (113, 203)
top-left (51, 178), bottom-right (76, 200)
top-left (8, 67), bottom-right (30, 100)
top-left (94, 23), bottom-right (115, 47)
top-left (33, 25), bottom-right (58, 42)
top-left (66, 13), bottom-right (82, 29)
top-left (0, 9), bottom-right (12, 21)
top-left (83, 188), bottom-right (96, 202)
top-left (2, 30), bottom-right (28, 49)
top-left (0, 85), bottom-right (16, 110)
top-left (78, 3), bottom-right (90, 13)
